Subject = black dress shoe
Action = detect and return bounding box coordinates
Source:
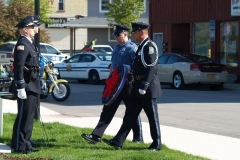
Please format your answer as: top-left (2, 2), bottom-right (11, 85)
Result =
top-left (30, 140), bottom-right (37, 146)
top-left (102, 138), bottom-right (121, 150)
top-left (132, 139), bottom-right (144, 143)
top-left (147, 144), bottom-right (162, 151)
top-left (27, 148), bottom-right (40, 153)
top-left (11, 149), bottom-right (27, 154)
top-left (147, 147), bottom-right (161, 151)
top-left (81, 133), bottom-right (101, 143)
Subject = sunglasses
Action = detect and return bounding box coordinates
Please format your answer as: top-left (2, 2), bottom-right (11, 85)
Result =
top-left (114, 33), bottom-right (121, 37)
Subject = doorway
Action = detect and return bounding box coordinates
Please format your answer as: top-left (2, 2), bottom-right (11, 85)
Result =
top-left (153, 33), bottom-right (163, 56)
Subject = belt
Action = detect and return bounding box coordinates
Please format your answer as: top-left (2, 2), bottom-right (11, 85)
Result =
top-left (28, 66), bottom-right (40, 73)
top-left (134, 75), bottom-right (144, 81)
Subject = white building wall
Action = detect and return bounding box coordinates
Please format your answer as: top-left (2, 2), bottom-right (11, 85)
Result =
top-left (42, 26), bottom-right (87, 51)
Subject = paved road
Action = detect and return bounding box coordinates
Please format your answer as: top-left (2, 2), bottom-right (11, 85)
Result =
top-left (41, 80), bottom-right (240, 139)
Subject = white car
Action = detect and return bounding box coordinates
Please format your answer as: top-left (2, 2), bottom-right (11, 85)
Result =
top-left (90, 45), bottom-right (113, 54)
top-left (54, 52), bottom-right (112, 84)
top-left (157, 53), bottom-right (228, 90)
top-left (0, 41), bottom-right (69, 64)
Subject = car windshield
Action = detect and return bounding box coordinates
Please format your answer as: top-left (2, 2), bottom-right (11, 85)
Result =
top-left (96, 54), bottom-right (112, 61)
top-left (93, 47), bottom-right (112, 52)
top-left (182, 54), bottom-right (215, 63)
top-left (0, 44), bottom-right (15, 52)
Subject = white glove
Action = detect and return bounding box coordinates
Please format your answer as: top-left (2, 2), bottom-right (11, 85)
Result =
top-left (17, 88), bottom-right (27, 99)
top-left (138, 89), bottom-right (146, 95)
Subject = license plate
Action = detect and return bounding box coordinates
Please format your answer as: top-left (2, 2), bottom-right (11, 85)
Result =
top-left (207, 74), bottom-right (216, 79)
top-left (0, 54), bottom-right (6, 58)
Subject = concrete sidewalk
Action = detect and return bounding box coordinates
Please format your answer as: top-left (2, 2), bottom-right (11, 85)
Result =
top-left (1, 99), bottom-right (240, 160)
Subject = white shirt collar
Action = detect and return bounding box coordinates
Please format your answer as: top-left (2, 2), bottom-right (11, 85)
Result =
top-left (139, 37), bottom-right (148, 46)
top-left (21, 35), bottom-right (33, 43)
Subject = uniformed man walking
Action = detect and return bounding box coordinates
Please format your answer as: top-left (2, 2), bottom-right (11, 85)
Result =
top-left (103, 22), bottom-right (162, 151)
top-left (81, 24), bottom-right (143, 143)
top-left (11, 16), bottom-right (42, 154)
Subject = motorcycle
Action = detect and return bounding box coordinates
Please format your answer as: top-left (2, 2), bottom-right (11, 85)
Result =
top-left (39, 55), bottom-right (71, 101)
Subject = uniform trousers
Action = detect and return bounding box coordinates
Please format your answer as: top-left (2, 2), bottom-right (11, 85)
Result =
top-left (113, 98), bottom-right (161, 148)
top-left (92, 85), bottom-right (143, 140)
top-left (11, 91), bottom-right (37, 151)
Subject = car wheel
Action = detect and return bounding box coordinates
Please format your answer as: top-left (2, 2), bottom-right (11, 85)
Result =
top-left (88, 70), bottom-right (100, 85)
top-left (172, 72), bottom-right (185, 89)
top-left (209, 84), bottom-right (223, 91)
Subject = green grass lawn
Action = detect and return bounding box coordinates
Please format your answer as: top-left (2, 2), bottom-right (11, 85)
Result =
top-left (0, 113), bottom-right (210, 160)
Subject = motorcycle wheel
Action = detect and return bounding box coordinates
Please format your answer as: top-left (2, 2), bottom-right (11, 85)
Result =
top-left (52, 82), bottom-right (71, 101)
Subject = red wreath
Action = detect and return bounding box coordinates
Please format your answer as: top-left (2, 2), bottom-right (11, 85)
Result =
top-left (102, 68), bottom-right (120, 98)
top-left (102, 65), bottom-right (128, 106)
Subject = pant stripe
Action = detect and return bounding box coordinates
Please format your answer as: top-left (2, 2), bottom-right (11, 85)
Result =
top-left (151, 98), bottom-right (161, 144)
top-left (15, 99), bottom-right (24, 150)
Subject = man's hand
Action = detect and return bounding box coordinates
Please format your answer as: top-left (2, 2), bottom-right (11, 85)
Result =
top-left (138, 89), bottom-right (146, 95)
top-left (17, 88), bottom-right (27, 99)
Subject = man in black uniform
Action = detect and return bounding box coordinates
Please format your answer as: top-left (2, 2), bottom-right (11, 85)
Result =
top-left (103, 22), bottom-right (162, 151)
top-left (11, 16), bottom-right (42, 154)
top-left (81, 24), bottom-right (143, 144)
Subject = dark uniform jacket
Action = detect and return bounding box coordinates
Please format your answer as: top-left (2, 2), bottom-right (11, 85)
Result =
top-left (12, 36), bottom-right (41, 94)
top-left (131, 37), bottom-right (162, 98)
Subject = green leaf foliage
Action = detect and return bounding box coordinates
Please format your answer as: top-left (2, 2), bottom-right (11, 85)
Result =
top-left (105, 0), bottom-right (145, 29)
top-left (0, 0), bottom-right (53, 44)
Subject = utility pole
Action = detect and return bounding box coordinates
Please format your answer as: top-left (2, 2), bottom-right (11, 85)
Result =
top-left (34, 0), bottom-right (40, 121)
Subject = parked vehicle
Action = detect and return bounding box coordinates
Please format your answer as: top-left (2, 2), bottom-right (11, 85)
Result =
top-left (157, 53), bottom-right (228, 90)
top-left (54, 52), bottom-right (112, 84)
top-left (90, 45), bottom-right (113, 54)
top-left (40, 55), bottom-right (71, 101)
top-left (0, 41), bottom-right (69, 64)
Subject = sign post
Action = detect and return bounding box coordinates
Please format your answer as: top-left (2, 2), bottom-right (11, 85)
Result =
top-left (34, 0), bottom-right (40, 121)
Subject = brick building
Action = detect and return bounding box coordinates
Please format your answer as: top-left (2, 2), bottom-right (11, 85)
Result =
top-left (149, 0), bottom-right (240, 81)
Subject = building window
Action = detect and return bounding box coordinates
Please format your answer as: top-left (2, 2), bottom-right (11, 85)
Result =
top-left (100, 0), bottom-right (111, 12)
top-left (220, 22), bottom-right (238, 67)
top-left (193, 23), bottom-right (210, 57)
top-left (58, 0), bottom-right (64, 11)
top-left (108, 28), bottom-right (116, 41)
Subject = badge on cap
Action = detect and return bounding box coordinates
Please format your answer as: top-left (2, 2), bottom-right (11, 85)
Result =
top-left (148, 47), bottom-right (154, 54)
top-left (17, 45), bottom-right (25, 50)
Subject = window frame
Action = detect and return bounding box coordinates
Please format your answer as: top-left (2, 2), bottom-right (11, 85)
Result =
top-left (108, 27), bottom-right (116, 42)
top-left (99, 0), bottom-right (112, 13)
top-left (58, 0), bottom-right (64, 11)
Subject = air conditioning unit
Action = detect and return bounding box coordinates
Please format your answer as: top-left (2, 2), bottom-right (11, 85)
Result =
top-left (67, 18), bottom-right (75, 22)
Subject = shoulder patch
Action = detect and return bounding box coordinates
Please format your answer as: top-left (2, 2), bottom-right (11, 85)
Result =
top-left (17, 45), bottom-right (24, 50)
top-left (149, 46), bottom-right (154, 54)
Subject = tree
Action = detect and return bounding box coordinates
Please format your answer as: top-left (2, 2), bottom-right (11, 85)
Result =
top-left (105, 0), bottom-right (145, 29)
top-left (0, 0), bottom-right (52, 44)
top-left (5, 0), bottom-right (53, 23)
top-left (0, 0), bottom-right (10, 44)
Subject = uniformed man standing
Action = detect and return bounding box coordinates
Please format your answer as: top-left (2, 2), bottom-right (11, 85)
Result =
top-left (11, 16), bottom-right (42, 154)
top-left (103, 22), bottom-right (162, 151)
top-left (81, 24), bottom-right (143, 143)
